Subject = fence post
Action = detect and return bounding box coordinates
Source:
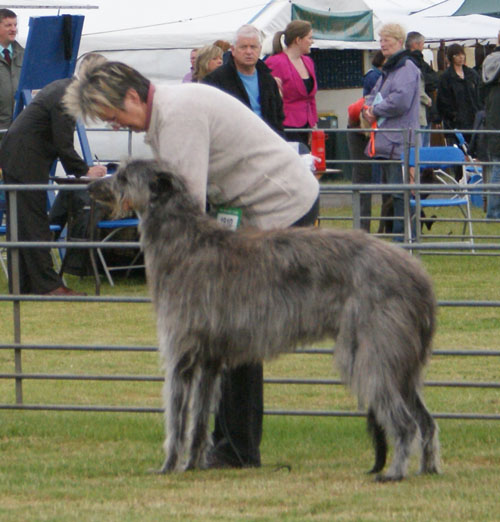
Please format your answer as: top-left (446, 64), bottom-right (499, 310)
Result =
top-left (8, 188), bottom-right (23, 404)
top-left (352, 189), bottom-right (361, 229)
top-left (414, 141), bottom-right (423, 245)
top-left (402, 129), bottom-right (412, 246)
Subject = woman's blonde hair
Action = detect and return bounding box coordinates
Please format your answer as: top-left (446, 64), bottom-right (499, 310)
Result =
top-left (193, 44), bottom-right (223, 82)
top-left (63, 55), bottom-right (150, 123)
top-left (378, 23), bottom-right (407, 45)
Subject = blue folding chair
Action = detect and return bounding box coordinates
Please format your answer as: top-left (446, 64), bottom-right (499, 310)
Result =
top-left (91, 216), bottom-right (142, 290)
top-left (406, 146), bottom-right (474, 245)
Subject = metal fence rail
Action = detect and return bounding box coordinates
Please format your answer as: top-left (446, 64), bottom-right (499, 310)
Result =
top-left (1, 146), bottom-right (500, 420)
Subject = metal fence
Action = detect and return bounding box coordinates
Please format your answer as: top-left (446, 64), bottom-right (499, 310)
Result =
top-left (1, 131), bottom-right (500, 420)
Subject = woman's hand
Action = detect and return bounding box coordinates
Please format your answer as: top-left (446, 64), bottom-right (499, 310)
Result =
top-left (87, 165), bottom-right (108, 178)
top-left (363, 105), bottom-right (376, 125)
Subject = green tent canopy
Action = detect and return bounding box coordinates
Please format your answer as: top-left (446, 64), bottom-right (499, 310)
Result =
top-left (453, 0), bottom-right (500, 18)
top-left (291, 3), bottom-right (374, 41)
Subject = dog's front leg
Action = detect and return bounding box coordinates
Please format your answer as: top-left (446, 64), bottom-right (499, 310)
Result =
top-left (157, 354), bottom-right (195, 473)
top-left (184, 362), bottom-right (221, 471)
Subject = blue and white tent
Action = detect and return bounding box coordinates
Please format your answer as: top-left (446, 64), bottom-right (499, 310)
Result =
top-left (12, 0), bottom-right (500, 83)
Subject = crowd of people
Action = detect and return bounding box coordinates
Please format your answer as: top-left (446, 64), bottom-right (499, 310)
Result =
top-left (1, 7), bottom-right (500, 470)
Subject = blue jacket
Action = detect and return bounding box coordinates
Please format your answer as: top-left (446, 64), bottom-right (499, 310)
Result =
top-left (365, 51), bottom-right (420, 159)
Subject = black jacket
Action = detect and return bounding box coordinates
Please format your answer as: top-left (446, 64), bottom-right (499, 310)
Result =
top-left (483, 48), bottom-right (500, 155)
top-left (0, 78), bottom-right (88, 182)
top-left (436, 65), bottom-right (482, 130)
top-left (409, 50), bottom-right (440, 123)
top-left (203, 55), bottom-right (285, 136)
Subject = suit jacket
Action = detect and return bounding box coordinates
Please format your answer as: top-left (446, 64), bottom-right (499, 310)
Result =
top-left (0, 78), bottom-right (88, 182)
top-left (265, 52), bottom-right (318, 128)
top-left (203, 54), bottom-right (284, 136)
top-left (0, 40), bottom-right (24, 129)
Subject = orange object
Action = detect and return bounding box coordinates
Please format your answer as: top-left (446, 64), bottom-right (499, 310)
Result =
top-left (311, 130), bottom-right (326, 171)
top-left (347, 97), bottom-right (365, 124)
top-left (363, 105), bottom-right (378, 158)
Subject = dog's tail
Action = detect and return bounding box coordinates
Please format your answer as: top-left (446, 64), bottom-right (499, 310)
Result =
top-left (334, 284), bottom-right (435, 409)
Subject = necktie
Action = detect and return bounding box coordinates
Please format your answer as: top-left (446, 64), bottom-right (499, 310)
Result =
top-left (3, 48), bottom-right (11, 66)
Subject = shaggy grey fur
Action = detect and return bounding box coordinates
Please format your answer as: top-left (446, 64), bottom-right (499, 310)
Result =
top-left (89, 159), bottom-right (441, 481)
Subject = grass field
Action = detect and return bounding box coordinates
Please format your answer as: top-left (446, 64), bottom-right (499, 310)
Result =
top-left (0, 199), bottom-right (499, 521)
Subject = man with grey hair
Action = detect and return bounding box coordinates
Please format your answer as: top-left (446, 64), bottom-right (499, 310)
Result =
top-left (203, 24), bottom-right (284, 136)
top-left (405, 30), bottom-right (439, 147)
top-left (0, 8), bottom-right (24, 132)
top-left (63, 56), bottom-right (319, 468)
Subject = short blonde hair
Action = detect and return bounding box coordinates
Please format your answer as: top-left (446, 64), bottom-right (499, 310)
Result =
top-left (194, 44), bottom-right (223, 82)
top-left (379, 23), bottom-right (406, 45)
top-left (63, 55), bottom-right (150, 123)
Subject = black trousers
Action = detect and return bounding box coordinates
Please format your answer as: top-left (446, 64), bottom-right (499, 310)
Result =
top-left (212, 197), bottom-right (320, 466)
top-left (346, 130), bottom-right (372, 233)
top-left (5, 185), bottom-right (62, 294)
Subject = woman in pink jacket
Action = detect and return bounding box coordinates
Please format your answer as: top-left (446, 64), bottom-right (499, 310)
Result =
top-left (265, 20), bottom-right (318, 146)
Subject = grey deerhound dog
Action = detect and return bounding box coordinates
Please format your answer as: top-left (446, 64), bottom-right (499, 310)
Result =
top-left (89, 159), bottom-right (440, 481)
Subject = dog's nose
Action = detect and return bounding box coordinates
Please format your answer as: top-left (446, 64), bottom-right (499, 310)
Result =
top-left (87, 180), bottom-right (98, 196)
top-left (87, 177), bottom-right (106, 199)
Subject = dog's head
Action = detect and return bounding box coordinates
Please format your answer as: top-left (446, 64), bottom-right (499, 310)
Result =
top-left (88, 159), bottom-right (188, 218)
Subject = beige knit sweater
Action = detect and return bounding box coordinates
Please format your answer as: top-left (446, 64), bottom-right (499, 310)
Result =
top-left (145, 83), bottom-right (319, 230)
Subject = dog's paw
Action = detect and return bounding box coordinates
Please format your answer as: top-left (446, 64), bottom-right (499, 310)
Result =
top-left (147, 467), bottom-right (170, 475)
top-left (375, 473), bottom-right (404, 483)
top-left (149, 456), bottom-right (178, 474)
top-left (419, 465), bottom-right (441, 475)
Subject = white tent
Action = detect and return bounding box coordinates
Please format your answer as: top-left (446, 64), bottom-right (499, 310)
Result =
top-left (12, 0), bottom-right (500, 84)
top-left (9, 0), bottom-right (500, 156)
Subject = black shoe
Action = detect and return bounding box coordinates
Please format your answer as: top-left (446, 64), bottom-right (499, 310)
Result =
top-left (424, 215), bottom-right (437, 231)
top-left (43, 285), bottom-right (87, 296)
top-left (206, 451), bottom-right (243, 469)
top-left (206, 448), bottom-right (260, 469)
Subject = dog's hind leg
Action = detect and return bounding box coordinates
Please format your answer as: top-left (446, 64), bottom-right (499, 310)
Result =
top-left (366, 407), bottom-right (388, 474)
top-left (412, 392), bottom-right (441, 475)
top-left (159, 353), bottom-right (197, 473)
top-left (184, 361), bottom-right (221, 471)
top-left (374, 396), bottom-right (418, 482)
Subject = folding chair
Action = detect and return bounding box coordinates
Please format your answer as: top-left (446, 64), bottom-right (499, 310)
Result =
top-left (455, 131), bottom-right (484, 209)
top-left (88, 201), bottom-right (143, 294)
top-left (407, 146), bottom-right (474, 245)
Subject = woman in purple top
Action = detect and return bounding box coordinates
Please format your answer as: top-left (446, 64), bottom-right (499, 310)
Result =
top-left (265, 20), bottom-right (318, 146)
top-left (362, 23), bottom-right (420, 241)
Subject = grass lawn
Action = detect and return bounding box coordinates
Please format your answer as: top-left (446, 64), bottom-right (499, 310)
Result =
top-left (0, 196), bottom-right (499, 521)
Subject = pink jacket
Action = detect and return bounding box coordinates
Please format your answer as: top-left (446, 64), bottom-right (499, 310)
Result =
top-left (265, 52), bottom-right (318, 128)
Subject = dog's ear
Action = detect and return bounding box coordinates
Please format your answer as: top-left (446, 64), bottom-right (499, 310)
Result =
top-left (149, 170), bottom-right (174, 200)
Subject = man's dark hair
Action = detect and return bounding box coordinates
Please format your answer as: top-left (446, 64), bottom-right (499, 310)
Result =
top-left (371, 50), bottom-right (385, 68)
top-left (0, 9), bottom-right (17, 22)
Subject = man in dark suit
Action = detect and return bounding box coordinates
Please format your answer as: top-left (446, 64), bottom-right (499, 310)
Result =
top-left (203, 24), bottom-right (284, 137)
top-left (0, 78), bottom-right (106, 295)
top-left (0, 8), bottom-right (24, 133)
